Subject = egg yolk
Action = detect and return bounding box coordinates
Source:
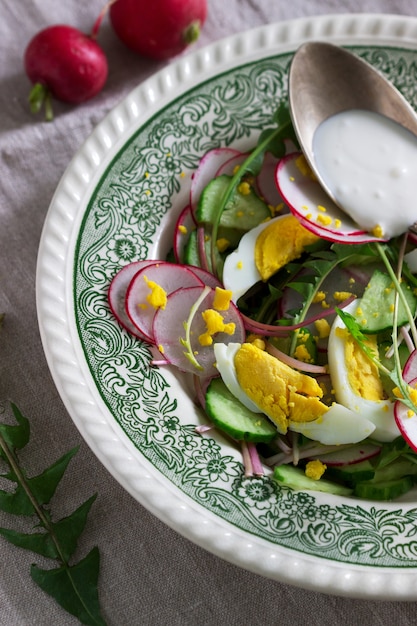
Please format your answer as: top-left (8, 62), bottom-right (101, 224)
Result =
top-left (198, 309), bottom-right (235, 346)
top-left (143, 276), bottom-right (167, 309)
top-left (254, 214), bottom-right (319, 281)
top-left (305, 459), bottom-right (327, 480)
top-left (337, 328), bottom-right (384, 401)
top-left (212, 287), bottom-right (233, 311)
top-left (234, 342), bottom-right (328, 434)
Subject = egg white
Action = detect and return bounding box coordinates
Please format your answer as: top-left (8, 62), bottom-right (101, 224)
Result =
top-left (213, 343), bottom-right (262, 413)
top-left (327, 300), bottom-right (400, 442)
top-left (222, 217), bottom-right (281, 302)
top-left (289, 403), bottom-right (375, 445)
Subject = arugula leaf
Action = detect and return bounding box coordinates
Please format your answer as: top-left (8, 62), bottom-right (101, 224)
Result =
top-left (0, 403), bottom-right (106, 625)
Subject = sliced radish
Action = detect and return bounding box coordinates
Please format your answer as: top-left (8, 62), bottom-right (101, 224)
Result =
top-left (190, 147), bottom-right (242, 213)
top-left (215, 151), bottom-right (248, 177)
top-left (153, 285), bottom-right (246, 377)
top-left (394, 376), bottom-right (417, 453)
top-left (275, 152), bottom-right (387, 244)
top-left (185, 266), bottom-right (223, 289)
top-left (255, 151), bottom-right (288, 209)
top-left (108, 260), bottom-right (159, 339)
top-left (402, 350), bottom-right (417, 384)
top-left (125, 262), bottom-right (204, 342)
top-left (308, 442), bottom-right (381, 466)
top-left (173, 204), bottom-right (196, 263)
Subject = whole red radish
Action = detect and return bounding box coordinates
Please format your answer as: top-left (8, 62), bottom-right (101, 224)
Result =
top-left (24, 24), bottom-right (108, 120)
top-left (110, 0), bottom-right (207, 60)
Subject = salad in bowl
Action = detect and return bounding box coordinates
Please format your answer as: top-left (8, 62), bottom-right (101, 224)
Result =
top-left (108, 102), bottom-right (417, 502)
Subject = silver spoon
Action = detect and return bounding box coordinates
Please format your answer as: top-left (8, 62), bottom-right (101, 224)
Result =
top-left (288, 41), bottom-right (417, 235)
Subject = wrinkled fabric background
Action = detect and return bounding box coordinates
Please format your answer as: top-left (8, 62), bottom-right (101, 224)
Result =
top-left (2, 1), bottom-right (417, 624)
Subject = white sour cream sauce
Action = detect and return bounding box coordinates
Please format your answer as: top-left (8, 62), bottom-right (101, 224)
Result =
top-left (312, 109), bottom-right (417, 238)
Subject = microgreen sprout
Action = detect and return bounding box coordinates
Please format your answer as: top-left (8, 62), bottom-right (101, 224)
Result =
top-left (180, 285), bottom-right (211, 370)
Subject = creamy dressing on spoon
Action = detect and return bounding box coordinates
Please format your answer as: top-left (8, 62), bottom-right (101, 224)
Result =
top-left (312, 109), bottom-right (417, 238)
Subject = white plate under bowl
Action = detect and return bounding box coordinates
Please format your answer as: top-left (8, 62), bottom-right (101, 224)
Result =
top-left (36, 13), bottom-right (417, 600)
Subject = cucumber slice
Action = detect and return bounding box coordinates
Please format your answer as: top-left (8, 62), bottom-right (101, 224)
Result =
top-left (370, 458), bottom-right (417, 482)
top-left (326, 459), bottom-right (376, 485)
top-left (183, 229), bottom-right (224, 275)
top-left (196, 175), bottom-right (271, 233)
top-left (354, 269), bottom-right (417, 333)
top-left (352, 459), bottom-right (417, 500)
top-left (353, 476), bottom-right (414, 500)
top-left (205, 377), bottom-right (277, 443)
top-left (273, 464), bottom-right (353, 495)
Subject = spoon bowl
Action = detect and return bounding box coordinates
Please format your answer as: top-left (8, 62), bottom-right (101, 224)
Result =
top-left (288, 41), bottom-right (417, 235)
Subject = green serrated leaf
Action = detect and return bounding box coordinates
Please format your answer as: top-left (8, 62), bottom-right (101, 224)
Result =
top-left (51, 495), bottom-right (97, 563)
top-left (0, 484), bottom-right (35, 516)
top-left (0, 403), bottom-right (30, 453)
top-left (0, 526), bottom-right (57, 558)
top-left (31, 547), bottom-right (106, 626)
top-left (28, 446), bottom-right (79, 506)
top-left (0, 404), bottom-right (104, 623)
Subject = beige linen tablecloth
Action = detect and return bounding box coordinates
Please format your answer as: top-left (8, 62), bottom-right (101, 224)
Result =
top-left (2, 0), bottom-right (417, 624)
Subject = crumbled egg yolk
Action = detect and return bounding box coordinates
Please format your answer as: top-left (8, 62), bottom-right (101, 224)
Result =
top-left (198, 310), bottom-right (235, 346)
top-left (333, 291), bottom-right (354, 302)
top-left (316, 213), bottom-right (333, 226)
top-left (293, 343), bottom-right (314, 364)
top-left (313, 291), bottom-right (326, 304)
top-left (314, 318), bottom-right (331, 339)
top-left (233, 342), bottom-right (328, 434)
top-left (178, 224), bottom-right (188, 234)
top-left (237, 181), bottom-right (251, 195)
top-left (143, 276), bottom-right (167, 309)
top-left (216, 238), bottom-right (230, 253)
top-left (295, 154), bottom-right (317, 180)
top-left (305, 459), bottom-right (327, 480)
top-left (254, 214), bottom-right (319, 282)
top-left (336, 327), bottom-right (384, 401)
top-left (372, 224), bottom-right (384, 238)
top-left (212, 287), bottom-right (233, 311)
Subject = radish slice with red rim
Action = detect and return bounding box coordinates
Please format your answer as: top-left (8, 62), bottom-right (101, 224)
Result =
top-left (275, 152), bottom-right (387, 244)
top-left (255, 151), bottom-right (288, 209)
top-left (108, 260), bottom-right (159, 339)
top-left (402, 350), bottom-right (417, 384)
top-left (125, 262), bottom-right (204, 343)
top-left (190, 147), bottom-right (242, 213)
top-left (185, 266), bottom-right (223, 289)
top-left (215, 151), bottom-right (249, 177)
top-left (173, 204), bottom-right (195, 263)
top-left (394, 377), bottom-right (417, 453)
top-left (153, 285), bottom-right (246, 377)
top-left (307, 442), bottom-right (381, 466)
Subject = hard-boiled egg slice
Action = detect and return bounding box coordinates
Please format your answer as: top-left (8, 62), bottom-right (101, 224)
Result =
top-left (289, 402), bottom-right (375, 445)
top-left (213, 342), bottom-right (262, 413)
top-left (222, 214), bottom-right (319, 303)
top-left (222, 220), bottom-right (272, 303)
top-left (327, 300), bottom-right (400, 442)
